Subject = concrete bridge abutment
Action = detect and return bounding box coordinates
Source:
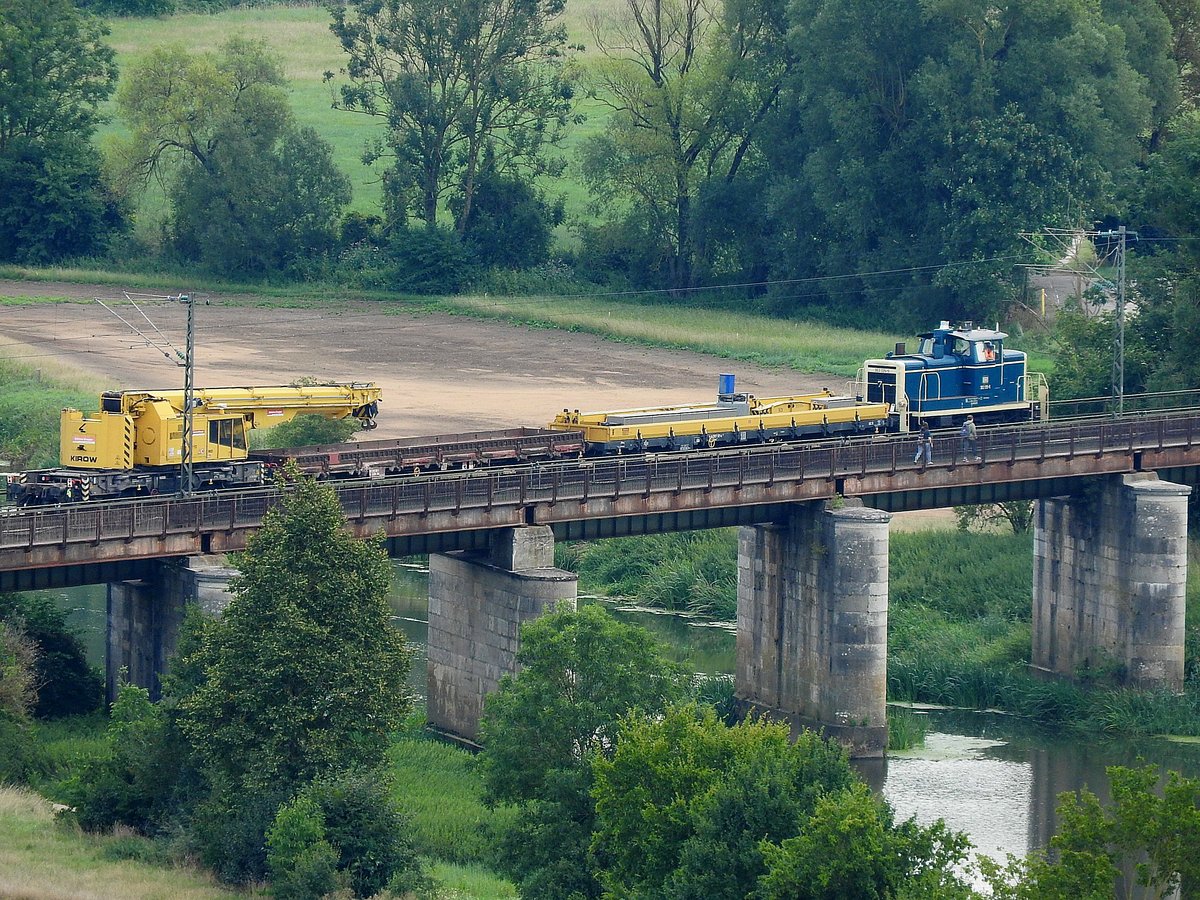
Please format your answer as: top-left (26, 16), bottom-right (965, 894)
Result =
top-left (426, 525), bottom-right (578, 743)
top-left (106, 554), bottom-right (235, 702)
top-left (1033, 473), bottom-right (1190, 688)
top-left (735, 501), bottom-right (891, 758)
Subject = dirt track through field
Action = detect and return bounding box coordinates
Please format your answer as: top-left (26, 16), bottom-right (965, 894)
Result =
top-left (0, 282), bottom-right (841, 439)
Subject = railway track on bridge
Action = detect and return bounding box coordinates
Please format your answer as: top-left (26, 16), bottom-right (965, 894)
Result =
top-left (4, 410), bottom-right (1200, 589)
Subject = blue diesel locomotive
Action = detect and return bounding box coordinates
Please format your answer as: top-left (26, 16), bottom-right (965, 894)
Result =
top-left (860, 321), bottom-right (1048, 430)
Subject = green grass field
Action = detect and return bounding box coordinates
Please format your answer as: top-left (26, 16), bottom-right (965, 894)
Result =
top-left (101, 2), bottom-right (617, 228)
top-left (0, 787), bottom-right (240, 900)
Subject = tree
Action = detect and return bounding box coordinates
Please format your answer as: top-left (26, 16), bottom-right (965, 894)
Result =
top-left (329, 0), bottom-right (573, 232)
top-left (0, 0), bottom-right (115, 150)
top-left (1155, 0), bottom-right (1200, 116)
top-left (0, 592), bottom-right (101, 718)
top-left (169, 125), bottom-right (350, 275)
top-left (478, 604), bottom-right (691, 898)
top-left (115, 37), bottom-right (350, 276)
top-left (760, 0), bottom-right (1162, 328)
top-left (479, 604), bottom-right (691, 805)
top-left (1103, 111), bottom-right (1200, 396)
top-left (77, 0), bottom-right (175, 16)
top-left (178, 472), bottom-right (411, 797)
top-left (590, 704), bottom-right (972, 899)
top-left (756, 782), bottom-right (973, 900)
top-left (955, 501), bottom-right (1035, 535)
top-left (449, 168), bottom-right (563, 269)
top-left (0, 620), bottom-right (39, 784)
top-left (0, 621), bottom-right (37, 720)
top-left (982, 764), bottom-right (1200, 899)
top-left (580, 0), bottom-right (790, 291)
top-left (0, 0), bottom-right (123, 263)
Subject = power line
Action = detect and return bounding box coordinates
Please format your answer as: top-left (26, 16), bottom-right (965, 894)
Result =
top-left (0, 251), bottom-right (1044, 365)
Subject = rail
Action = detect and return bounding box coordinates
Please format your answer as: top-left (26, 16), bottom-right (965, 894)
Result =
top-left (4, 411), bottom-right (1199, 559)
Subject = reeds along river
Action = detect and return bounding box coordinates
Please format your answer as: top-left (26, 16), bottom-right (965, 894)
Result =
top-left (46, 561), bottom-right (1200, 880)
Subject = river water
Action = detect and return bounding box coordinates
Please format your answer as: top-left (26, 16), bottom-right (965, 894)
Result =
top-left (43, 561), bottom-right (1200, 877)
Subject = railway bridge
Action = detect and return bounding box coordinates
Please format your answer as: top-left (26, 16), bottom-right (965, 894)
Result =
top-left (4, 411), bottom-right (1198, 756)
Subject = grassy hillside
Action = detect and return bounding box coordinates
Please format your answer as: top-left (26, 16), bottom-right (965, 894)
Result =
top-left (0, 787), bottom-right (239, 899)
top-left (101, 2), bottom-right (616, 224)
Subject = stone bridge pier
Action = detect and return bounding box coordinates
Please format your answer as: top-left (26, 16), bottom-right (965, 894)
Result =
top-left (1033, 472), bottom-right (1190, 688)
top-left (106, 554), bottom-right (236, 702)
top-left (735, 500), bottom-right (891, 758)
top-left (427, 525), bottom-right (578, 743)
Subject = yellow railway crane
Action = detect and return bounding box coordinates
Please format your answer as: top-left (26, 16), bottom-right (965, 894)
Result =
top-left (12, 383), bottom-right (381, 503)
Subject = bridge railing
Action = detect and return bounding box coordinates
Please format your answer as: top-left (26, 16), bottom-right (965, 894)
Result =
top-left (4, 411), bottom-right (1199, 557)
top-left (1048, 389), bottom-right (1200, 421)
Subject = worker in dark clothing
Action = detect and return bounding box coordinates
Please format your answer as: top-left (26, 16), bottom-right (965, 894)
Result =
top-left (913, 424), bottom-right (934, 466)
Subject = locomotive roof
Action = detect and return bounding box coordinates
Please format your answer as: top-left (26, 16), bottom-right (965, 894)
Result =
top-left (918, 325), bottom-right (1008, 342)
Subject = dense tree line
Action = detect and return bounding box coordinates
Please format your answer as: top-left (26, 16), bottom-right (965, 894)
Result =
top-left (4, 1), bottom-right (1200, 335)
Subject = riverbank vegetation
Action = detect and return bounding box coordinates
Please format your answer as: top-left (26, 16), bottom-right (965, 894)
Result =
top-left (566, 525), bottom-right (1200, 738)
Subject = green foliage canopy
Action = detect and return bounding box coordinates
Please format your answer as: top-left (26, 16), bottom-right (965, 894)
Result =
top-left (115, 36), bottom-right (350, 276)
top-left (0, 620), bottom-right (36, 720)
top-left (178, 473), bottom-right (411, 796)
top-left (0, 592), bottom-right (102, 719)
top-left (329, 0), bottom-right (573, 230)
top-left (590, 705), bottom-right (973, 899)
top-left (478, 604), bottom-right (691, 805)
top-left (982, 764), bottom-right (1200, 899)
top-left (760, 0), bottom-right (1164, 328)
top-left (580, 0), bottom-right (789, 291)
top-left (0, 0), bottom-right (123, 263)
top-left (479, 604), bottom-right (690, 898)
top-left (0, 0), bottom-right (116, 151)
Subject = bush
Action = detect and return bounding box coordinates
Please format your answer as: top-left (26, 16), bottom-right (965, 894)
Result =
top-left (0, 620), bottom-right (38, 719)
top-left (0, 593), bottom-right (102, 719)
top-left (193, 786), bottom-right (292, 885)
top-left (0, 136), bottom-right (127, 265)
top-left (76, 0), bottom-right (175, 14)
top-left (304, 768), bottom-right (424, 897)
top-left (452, 173), bottom-right (562, 270)
top-left (267, 796), bottom-right (344, 900)
top-left (383, 225), bottom-right (477, 294)
top-left (0, 713), bottom-right (43, 783)
top-left (66, 685), bottom-right (191, 834)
